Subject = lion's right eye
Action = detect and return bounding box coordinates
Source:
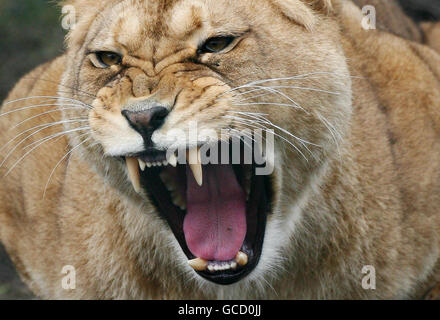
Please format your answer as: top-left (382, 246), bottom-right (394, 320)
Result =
top-left (91, 51), bottom-right (122, 68)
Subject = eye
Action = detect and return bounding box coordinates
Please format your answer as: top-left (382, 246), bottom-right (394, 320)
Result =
top-left (92, 51), bottom-right (122, 68)
top-left (199, 36), bottom-right (236, 54)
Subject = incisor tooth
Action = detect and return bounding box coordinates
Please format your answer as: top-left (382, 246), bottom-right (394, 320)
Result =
top-left (188, 258), bottom-right (208, 271)
top-left (126, 157), bottom-right (141, 193)
top-left (188, 148), bottom-right (203, 187)
top-left (168, 153), bottom-right (177, 167)
top-left (235, 251), bottom-right (248, 267)
top-left (138, 159), bottom-right (146, 171)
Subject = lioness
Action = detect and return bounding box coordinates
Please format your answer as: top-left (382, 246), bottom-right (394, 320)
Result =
top-left (1, 0), bottom-right (440, 299)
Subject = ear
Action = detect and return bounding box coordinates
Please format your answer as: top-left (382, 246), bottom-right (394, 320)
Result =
top-left (269, 0), bottom-right (339, 31)
top-left (302, 0), bottom-right (337, 14)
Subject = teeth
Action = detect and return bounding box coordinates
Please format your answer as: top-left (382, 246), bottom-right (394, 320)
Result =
top-left (138, 159), bottom-right (146, 171)
top-left (146, 162), bottom-right (152, 168)
top-left (206, 260), bottom-right (240, 273)
top-left (188, 258), bottom-right (208, 271)
top-left (126, 157), bottom-right (141, 193)
top-left (235, 251), bottom-right (248, 267)
top-left (187, 148), bottom-right (203, 187)
top-left (168, 153), bottom-right (177, 167)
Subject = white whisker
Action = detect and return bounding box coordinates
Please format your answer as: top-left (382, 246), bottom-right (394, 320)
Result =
top-left (11, 106), bottom-right (87, 129)
top-left (0, 119), bottom-right (89, 155)
top-left (23, 126), bottom-right (90, 150)
top-left (223, 115), bottom-right (309, 162)
top-left (0, 121), bottom-right (89, 169)
top-left (3, 126), bottom-right (90, 177)
top-left (43, 135), bottom-right (91, 198)
top-left (0, 102), bottom-right (89, 119)
top-left (3, 95), bottom-right (91, 108)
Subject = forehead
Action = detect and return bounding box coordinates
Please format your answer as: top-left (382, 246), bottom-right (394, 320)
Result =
top-left (88, 0), bottom-right (251, 58)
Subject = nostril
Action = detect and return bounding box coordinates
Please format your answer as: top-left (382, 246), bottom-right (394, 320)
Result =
top-left (149, 107), bottom-right (169, 129)
top-left (122, 106), bottom-right (169, 136)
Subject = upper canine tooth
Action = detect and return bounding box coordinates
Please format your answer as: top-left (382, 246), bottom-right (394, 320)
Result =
top-left (188, 258), bottom-right (208, 271)
top-left (168, 153), bottom-right (177, 167)
top-left (235, 251), bottom-right (248, 267)
top-left (126, 157), bottom-right (141, 193)
top-left (187, 148), bottom-right (203, 187)
top-left (138, 159), bottom-right (146, 171)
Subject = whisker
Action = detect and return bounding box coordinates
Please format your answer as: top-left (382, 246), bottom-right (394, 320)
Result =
top-left (243, 86), bottom-right (308, 112)
top-left (3, 95), bottom-right (91, 108)
top-left (0, 120), bottom-right (89, 168)
top-left (11, 106), bottom-right (88, 129)
top-left (262, 85), bottom-right (340, 95)
top-left (22, 125), bottom-right (90, 150)
top-left (227, 128), bottom-right (255, 152)
top-left (232, 72), bottom-right (349, 88)
top-left (3, 126), bottom-right (90, 177)
top-left (235, 91), bottom-right (274, 103)
top-left (223, 115), bottom-right (309, 162)
top-left (316, 112), bottom-right (342, 160)
top-left (43, 135), bottom-right (91, 198)
top-left (1, 101), bottom-right (90, 119)
top-left (22, 77), bottom-right (97, 98)
top-left (224, 115), bottom-right (314, 162)
top-left (36, 89), bottom-right (96, 100)
top-left (235, 112), bottom-right (319, 148)
top-left (0, 119), bottom-right (89, 155)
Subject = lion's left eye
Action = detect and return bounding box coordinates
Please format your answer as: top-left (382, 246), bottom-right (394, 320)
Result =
top-left (92, 51), bottom-right (122, 68)
top-left (198, 36), bottom-right (235, 54)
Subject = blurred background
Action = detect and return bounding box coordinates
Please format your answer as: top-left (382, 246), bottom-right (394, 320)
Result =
top-left (0, 0), bottom-right (65, 299)
top-left (0, 0), bottom-right (64, 103)
top-left (0, 0), bottom-right (439, 300)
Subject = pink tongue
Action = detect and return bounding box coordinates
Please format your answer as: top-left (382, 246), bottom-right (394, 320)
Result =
top-left (184, 164), bottom-right (247, 261)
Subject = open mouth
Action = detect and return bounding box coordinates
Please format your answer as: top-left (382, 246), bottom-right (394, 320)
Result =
top-left (124, 143), bottom-right (272, 285)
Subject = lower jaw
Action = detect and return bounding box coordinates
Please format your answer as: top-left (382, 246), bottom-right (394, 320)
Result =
top-left (138, 162), bottom-right (272, 285)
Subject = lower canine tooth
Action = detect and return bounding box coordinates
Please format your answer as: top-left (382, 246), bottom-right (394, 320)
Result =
top-left (188, 258), bottom-right (208, 271)
top-left (235, 251), bottom-right (248, 267)
top-left (126, 157), bottom-right (141, 193)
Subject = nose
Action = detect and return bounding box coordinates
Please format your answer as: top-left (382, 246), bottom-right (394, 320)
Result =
top-left (122, 106), bottom-right (169, 143)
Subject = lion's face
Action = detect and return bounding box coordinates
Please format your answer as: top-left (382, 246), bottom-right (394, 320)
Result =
top-left (60, 0), bottom-right (352, 288)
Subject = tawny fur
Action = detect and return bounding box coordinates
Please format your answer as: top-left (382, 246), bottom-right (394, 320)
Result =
top-left (0, 0), bottom-right (439, 299)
